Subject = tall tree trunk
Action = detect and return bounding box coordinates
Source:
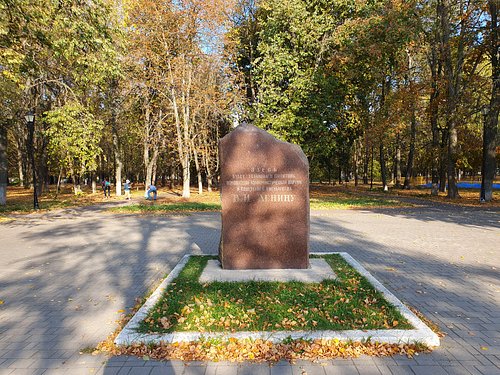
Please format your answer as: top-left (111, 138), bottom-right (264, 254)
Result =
top-left (191, 138), bottom-right (203, 194)
top-left (379, 143), bottom-right (388, 191)
top-left (38, 134), bottom-right (49, 194)
top-left (354, 141), bottom-right (359, 187)
top-left (363, 142), bottom-right (369, 184)
top-left (144, 148), bottom-right (159, 190)
top-left (439, 132), bottom-right (448, 192)
top-left (56, 169), bottom-right (62, 196)
top-left (169, 60), bottom-right (191, 199)
top-left (344, 150), bottom-right (350, 182)
top-left (144, 106), bottom-right (151, 188)
top-left (403, 112), bottom-right (417, 189)
top-left (111, 79), bottom-right (122, 196)
top-left (394, 132), bottom-right (402, 188)
top-left (0, 124), bottom-right (7, 205)
top-left (14, 125), bottom-right (26, 188)
top-left (370, 146), bottom-right (374, 189)
top-left (439, 0), bottom-right (463, 199)
top-left (113, 138), bottom-right (122, 196)
top-left (181, 62), bottom-right (193, 198)
top-left (69, 163), bottom-right (78, 195)
top-left (447, 125), bottom-right (460, 198)
top-left (481, 1), bottom-right (499, 202)
top-left (91, 173), bottom-right (96, 194)
top-left (152, 159), bottom-right (157, 186)
top-left (403, 48), bottom-right (418, 190)
top-left (182, 153), bottom-right (190, 197)
top-left (143, 106), bottom-right (159, 189)
top-left (16, 149), bottom-right (24, 187)
top-left (202, 144), bottom-right (213, 193)
top-left (378, 74), bottom-right (389, 192)
top-left (429, 43), bottom-right (441, 195)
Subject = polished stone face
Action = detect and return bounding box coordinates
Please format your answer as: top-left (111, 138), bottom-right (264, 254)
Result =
top-left (218, 123), bottom-right (309, 269)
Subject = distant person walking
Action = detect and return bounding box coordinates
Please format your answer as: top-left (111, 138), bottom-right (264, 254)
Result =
top-left (146, 184), bottom-right (157, 200)
top-left (102, 178), bottom-right (111, 198)
top-left (124, 179), bottom-right (131, 200)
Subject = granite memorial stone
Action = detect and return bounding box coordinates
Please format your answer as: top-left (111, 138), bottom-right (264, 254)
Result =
top-left (219, 123), bottom-right (309, 269)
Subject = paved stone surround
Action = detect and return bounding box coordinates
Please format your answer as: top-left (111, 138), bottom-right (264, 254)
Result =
top-left (0, 202), bottom-right (498, 374)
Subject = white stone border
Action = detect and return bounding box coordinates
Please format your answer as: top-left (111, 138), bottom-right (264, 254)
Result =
top-left (114, 253), bottom-right (440, 347)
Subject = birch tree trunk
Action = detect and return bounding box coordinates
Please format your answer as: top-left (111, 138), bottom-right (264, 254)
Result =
top-left (56, 169), bottom-right (62, 196)
top-left (145, 148), bottom-right (158, 190)
top-left (113, 133), bottom-right (122, 195)
top-left (379, 143), bottom-right (388, 191)
top-left (143, 105), bottom-right (159, 189)
top-left (111, 79), bottom-right (122, 196)
top-left (181, 61), bottom-right (193, 198)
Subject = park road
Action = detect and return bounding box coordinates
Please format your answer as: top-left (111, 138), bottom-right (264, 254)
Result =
top-left (0, 203), bottom-right (499, 375)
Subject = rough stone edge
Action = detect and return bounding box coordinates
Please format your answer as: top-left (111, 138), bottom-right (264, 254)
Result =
top-left (219, 123), bottom-right (309, 169)
top-left (114, 252), bottom-right (440, 347)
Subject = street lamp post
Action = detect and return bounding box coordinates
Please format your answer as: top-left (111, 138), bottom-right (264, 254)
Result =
top-left (25, 111), bottom-right (39, 210)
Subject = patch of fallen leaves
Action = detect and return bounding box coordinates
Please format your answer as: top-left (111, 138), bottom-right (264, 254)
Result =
top-left (94, 301), bottom-right (433, 363)
top-left (95, 337), bottom-right (432, 362)
top-left (91, 294), bottom-right (434, 363)
top-left (406, 305), bottom-right (445, 338)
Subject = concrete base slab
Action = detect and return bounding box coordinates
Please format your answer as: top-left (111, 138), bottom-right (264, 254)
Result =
top-left (199, 258), bottom-right (337, 283)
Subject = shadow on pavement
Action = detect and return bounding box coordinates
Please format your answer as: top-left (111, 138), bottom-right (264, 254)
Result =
top-left (0, 205), bottom-right (498, 374)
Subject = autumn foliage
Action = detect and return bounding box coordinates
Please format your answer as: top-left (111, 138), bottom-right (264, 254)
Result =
top-left (97, 337), bottom-right (429, 362)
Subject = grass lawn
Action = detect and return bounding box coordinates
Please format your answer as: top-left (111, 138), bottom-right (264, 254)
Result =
top-left (309, 196), bottom-right (401, 209)
top-left (111, 184), bottom-right (405, 214)
top-left (110, 202), bottom-right (221, 214)
top-left (387, 185), bottom-right (500, 207)
top-left (0, 186), bottom-right (105, 214)
top-left (2, 181), bottom-right (498, 217)
top-left (138, 254), bottom-right (411, 334)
